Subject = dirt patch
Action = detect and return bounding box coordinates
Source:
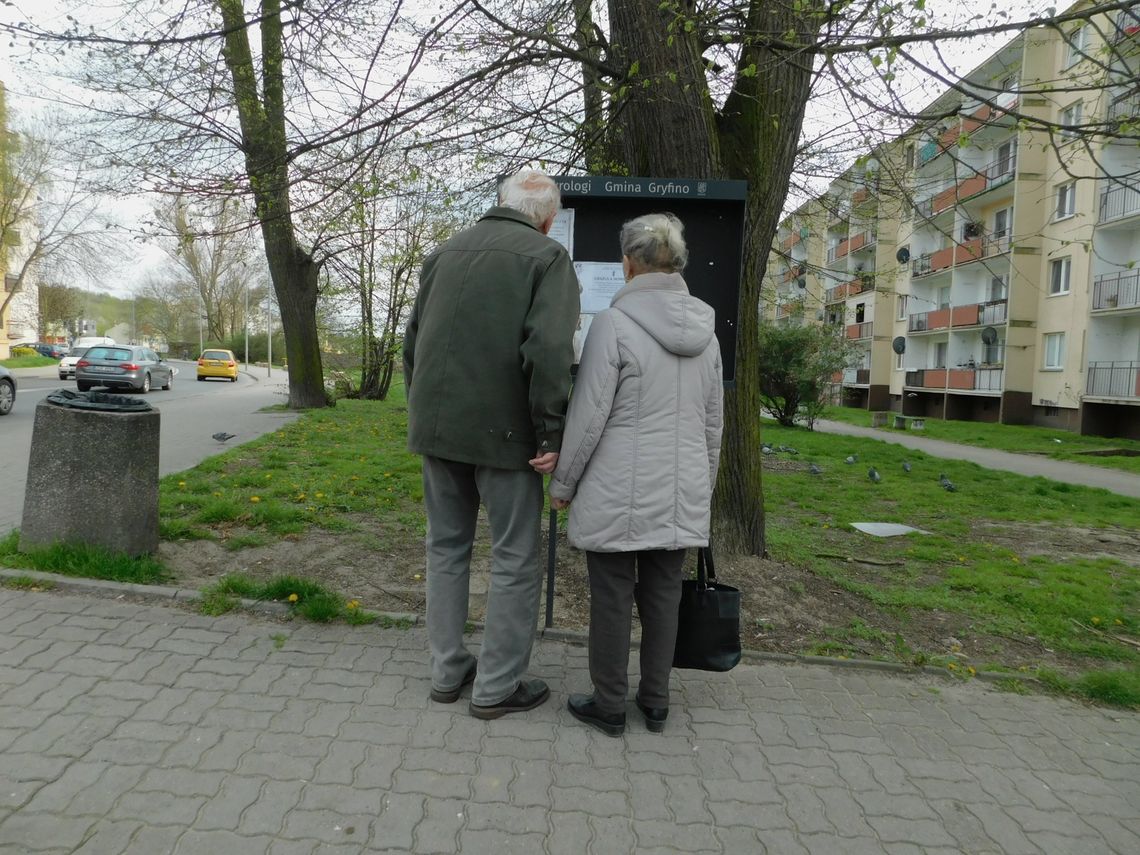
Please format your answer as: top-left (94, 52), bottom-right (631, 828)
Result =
top-left (159, 512), bottom-right (1133, 676)
top-left (976, 521), bottom-right (1140, 568)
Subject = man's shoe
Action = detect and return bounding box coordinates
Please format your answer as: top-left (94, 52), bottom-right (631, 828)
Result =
top-left (430, 660), bottom-right (477, 703)
top-left (635, 695), bottom-right (668, 733)
top-left (568, 694), bottom-right (625, 737)
top-left (469, 679), bottom-right (550, 719)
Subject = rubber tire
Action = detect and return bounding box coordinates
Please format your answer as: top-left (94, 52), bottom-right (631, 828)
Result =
top-left (77, 381), bottom-right (91, 392)
top-left (162, 372), bottom-right (172, 391)
top-left (139, 373), bottom-right (151, 394)
top-left (0, 379), bottom-right (13, 416)
top-left (230, 375), bottom-right (237, 382)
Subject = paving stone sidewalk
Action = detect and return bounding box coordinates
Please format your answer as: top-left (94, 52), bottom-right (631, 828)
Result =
top-left (1, 589), bottom-right (1137, 854)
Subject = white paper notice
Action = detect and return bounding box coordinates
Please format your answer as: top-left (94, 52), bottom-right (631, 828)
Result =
top-left (572, 314), bottom-right (594, 364)
top-left (574, 261), bottom-right (625, 314)
top-left (548, 208), bottom-right (574, 257)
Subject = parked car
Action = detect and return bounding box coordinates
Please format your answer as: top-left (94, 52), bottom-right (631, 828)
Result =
top-left (58, 346), bottom-right (89, 380)
top-left (75, 344), bottom-right (174, 393)
top-left (0, 365), bottom-right (15, 416)
top-left (33, 343), bottom-right (67, 359)
top-left (196, 349), bottom-right (238, 382)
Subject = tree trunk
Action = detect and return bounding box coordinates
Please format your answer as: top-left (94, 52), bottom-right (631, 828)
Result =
top-left (710, 1), bottom-right (823, 554)
top-left (607, 0), bottom-right (720, 177)
top-left (216, 0), bottom-right (327, 409)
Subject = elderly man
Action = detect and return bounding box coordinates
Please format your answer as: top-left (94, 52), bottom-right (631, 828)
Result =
top-left (403, 169), bottom-right (579, 718)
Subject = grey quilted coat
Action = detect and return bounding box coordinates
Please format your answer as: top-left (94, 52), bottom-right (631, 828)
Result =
top-left (549, 272), bottom-right (723, 552)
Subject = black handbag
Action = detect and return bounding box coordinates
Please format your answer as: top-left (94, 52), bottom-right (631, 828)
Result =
top-left (672, 546), bottom-right (742, 671)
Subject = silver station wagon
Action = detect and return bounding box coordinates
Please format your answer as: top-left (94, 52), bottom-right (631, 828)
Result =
top-left (75, 345), bottom-right (174, 394)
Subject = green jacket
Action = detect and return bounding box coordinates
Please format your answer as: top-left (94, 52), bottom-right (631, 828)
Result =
top-left (403, 206), bottom-right (580, 470)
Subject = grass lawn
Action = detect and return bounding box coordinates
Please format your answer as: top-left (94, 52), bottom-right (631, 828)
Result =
top-left (2, 384), bottom-right (1137, 706)
top-left (0, 355), bottom-right (59, 369)
top-left (821, 405), bottom-right (1140, 475)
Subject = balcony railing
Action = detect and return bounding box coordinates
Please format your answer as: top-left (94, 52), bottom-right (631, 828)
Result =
top-left (1113, 8), bottom-right (1140, 43)
top-left (1108, 91), bottom-right (1140, 123)
top-left (841, 367), bottom-right (872, 385)
top-left (918, 140), bottom-right (939, 165)
top-left (1087, 361), bottom-right (1140, 398)
top-left (1092, 269), bottom-right (1140, 310)
top-left (846, 321), bottom-right (873, 340)
top-left (980, 298), bottom-right (1009, 325)
top-left (985, 153), bottom-right (1017, 188)
top-left (827, 245), bottom-right (839, 262)
top-left (905, 367), bottom-right (1004, 391)
top-left (1100, 184), bottom-right (1140, 223)
top-left (914, 196), bottom-right (934, 219)
top-left (825, 276), bottom-right (875, 303)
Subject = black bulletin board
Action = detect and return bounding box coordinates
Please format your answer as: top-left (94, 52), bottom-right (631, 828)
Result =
top-left (553, 175), bottom-right (747, 384)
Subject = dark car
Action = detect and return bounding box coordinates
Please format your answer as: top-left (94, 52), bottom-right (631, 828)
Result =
top-left (33, 343), bottom-right (67, 359)
top-left (75, 345), bottom-right (174, 393)
top-left (0, 364), bottom-right (15, 416)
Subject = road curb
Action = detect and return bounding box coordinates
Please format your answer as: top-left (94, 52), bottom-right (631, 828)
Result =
top-left (1, 566), bottom-right (1038, 688)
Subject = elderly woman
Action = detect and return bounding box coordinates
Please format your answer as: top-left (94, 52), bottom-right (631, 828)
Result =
top-left (549, 212), bottom-right (723, 736)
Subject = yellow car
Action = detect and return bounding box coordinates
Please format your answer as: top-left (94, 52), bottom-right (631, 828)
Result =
top-left (196, 349), bottom-right (239, 382)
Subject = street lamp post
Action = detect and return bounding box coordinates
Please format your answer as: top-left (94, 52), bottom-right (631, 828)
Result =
top-left (244, 284), bottom-right (250, 371)
top-left (266, 294), bottom-right (272, 378)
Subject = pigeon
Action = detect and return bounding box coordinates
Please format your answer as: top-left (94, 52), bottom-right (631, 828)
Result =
top-left (845, 454), bottom-right (858, 465)
top-left (902, 460), bottom-right (912, 473)
top-left (809, 463), bottom-right (823, 475)
top-left (867, 466), bottom-right (881, 483)
top-left (784, 446), bottom-right (799, 455)
top-left (762, 444), bottom-right (775, 456)
top-left (212, 432), bottom-right (237, 443)
top-left (939, 473), bottom-right (958, 492)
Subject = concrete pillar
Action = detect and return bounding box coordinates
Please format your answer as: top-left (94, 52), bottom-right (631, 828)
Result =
top-left (20, 400), bottom-right (161, 556)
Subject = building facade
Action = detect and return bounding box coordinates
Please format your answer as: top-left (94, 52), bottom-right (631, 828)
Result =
top-left (768, 2), bottom-right (1140, 439)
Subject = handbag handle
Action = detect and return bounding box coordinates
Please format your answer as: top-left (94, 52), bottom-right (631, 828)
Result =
top-left (696, 545), bottom-right (717, 589)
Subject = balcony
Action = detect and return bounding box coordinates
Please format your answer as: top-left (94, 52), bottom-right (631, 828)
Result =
top-left (1112, 8), bottom-right (1140, 43)
top-left (842, 367), bottom-right (872, 385)
top-left (1108, 91), bottom-right (1140, 123)
top-left (1100, 183), bottom-right (1140, 223)
top-left (776, 301), bottom-right (801, 319)
top-left (825, 276), bottom-right (875, 303)
top-left (918, 140), bottom-right (939, 166)
top-left (984, 153), bottom-right (1016, 188)
top-left (846, 321), bottom-right (873, 340)
top-left (1092, 270), bottom-right (1140, 310)
top-left (905, 367), bottom-right (1004, 391)
top-left (908, 308), bottom-right (949, 333)
top-left (1087, 361), bottom-right (1140, 398)
top-left (780, 232), bottom-right (802, 251)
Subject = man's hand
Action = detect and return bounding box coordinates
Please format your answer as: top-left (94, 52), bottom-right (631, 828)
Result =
top-left (529, 451), bottom-right (559, 474)
top-left (550, 497), bottom-right (570, 510)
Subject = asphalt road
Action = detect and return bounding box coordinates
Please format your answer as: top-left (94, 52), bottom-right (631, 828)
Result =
top-left (0, 361), bottom-right (299, 534)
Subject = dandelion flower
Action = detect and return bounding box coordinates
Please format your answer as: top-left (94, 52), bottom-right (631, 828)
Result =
top-left (1092, 616), bottom-right (1101, 625)
top-left (178, 480), bottom-right (187, 488)
top-left (250, 496), bottom-right (261, 503)
top-left (288, 593), bottom-right (299, 603)
top-left (315, 492), bottom-right (324, 499)
top-left (947, 663), bottom-right (958, 671)
top-left (967, 666), bottom-right (976, 676)
top-left (413, 574), bottom-right (422, 581)
top-left (347, 600), bottom-right (360, 610)
top-left (1115, 618), bottom-right (1123, 626)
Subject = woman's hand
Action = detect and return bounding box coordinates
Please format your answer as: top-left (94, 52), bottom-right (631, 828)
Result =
top-left (550, 497), bottom-right (570, 510)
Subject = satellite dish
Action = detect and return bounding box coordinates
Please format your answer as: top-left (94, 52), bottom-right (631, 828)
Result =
top-left (892, 336), bottom-right (907, 355)
top-left (981, 326), bottom-right (998, 345)
top-left (797, 277), bottom-right (807, 289)
top-left (896, 246), bottom-right (911, 263)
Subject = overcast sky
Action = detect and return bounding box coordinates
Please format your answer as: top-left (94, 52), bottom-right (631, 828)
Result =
top-left (1, 0), bottom-right (1062, 297)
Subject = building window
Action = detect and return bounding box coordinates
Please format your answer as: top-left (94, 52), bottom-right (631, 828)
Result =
top-left (993, 207), bottom-right (1012, 239)
top-left (1055, 182), bottom-right (1076, 220)
top-left (897, 294), bottom-right (907, 320)
top-left (1043, 332), bottom-right (1065, 369)
top-left (934, 341), bottom-right (948, 368)
top-left (1060, 102), bottom-right (1082, 139)
top-left (989, 275), bottom-right (1008, 301)
top-left (1049, 257), bottom-right (1071, 295)
top-left (1064, 26), bottom-right (1087, 68)
top-left (938, 286), bottom-right (951, 309)
top-left (994, 140), bottom-right (1015, 177)
top-left (895, 351), bottom-right (904, 370)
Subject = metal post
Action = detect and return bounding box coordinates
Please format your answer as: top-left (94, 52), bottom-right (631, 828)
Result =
top-left (244, 285), bottom-right (250, 371)
top-left (545, 506), bottom-right (557, 628)
top-left (266, 296), bottom-right (272, 378)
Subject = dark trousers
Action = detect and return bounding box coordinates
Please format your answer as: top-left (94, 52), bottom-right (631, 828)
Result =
top-left (585, 548), bottom-right (687, 714)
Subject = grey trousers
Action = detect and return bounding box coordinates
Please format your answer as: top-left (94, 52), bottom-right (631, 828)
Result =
top-left (421, 455), bottom-right (543, 705)
top-left (585, 549), bottom-right (687, 714)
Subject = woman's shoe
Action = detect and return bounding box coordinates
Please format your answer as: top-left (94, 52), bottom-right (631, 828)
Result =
top-left (635, 696), bottom-right (668, 733)
top-left (567, 694), bottom-right (625, 737)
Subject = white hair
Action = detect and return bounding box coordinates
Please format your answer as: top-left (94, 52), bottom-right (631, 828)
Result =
top-left (620, 212), bottom-right (688, 273)
top-left (498, 169), bottom-right (561, 228)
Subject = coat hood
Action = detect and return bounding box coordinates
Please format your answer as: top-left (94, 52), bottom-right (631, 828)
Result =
top-left (611, 272), bottom-right (715, 358)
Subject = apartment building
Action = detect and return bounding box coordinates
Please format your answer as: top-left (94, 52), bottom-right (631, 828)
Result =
top-left (768, 2), bottom-right (1140, 439)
